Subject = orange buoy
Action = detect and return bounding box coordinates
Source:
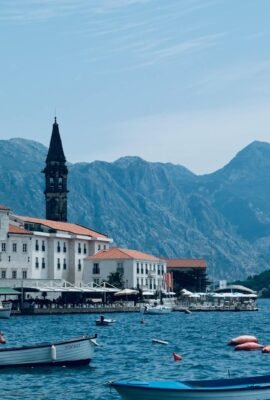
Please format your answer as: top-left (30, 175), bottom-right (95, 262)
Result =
top-left (173, 352), bottom-right (182, 361)
top-left (234, 342), bottom-right (263, 351)
top-left (228, 335), bottom-right (258, 346)
top-left (262, 346), bottom-right (270, 353)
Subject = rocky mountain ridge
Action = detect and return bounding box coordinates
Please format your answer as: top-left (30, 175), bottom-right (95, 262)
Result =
top-left (1, 138), bottom-right (270, 280)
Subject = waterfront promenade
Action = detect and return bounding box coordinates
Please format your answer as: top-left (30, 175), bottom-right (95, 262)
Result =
top-left (11, 304), bottom-right (141, 316)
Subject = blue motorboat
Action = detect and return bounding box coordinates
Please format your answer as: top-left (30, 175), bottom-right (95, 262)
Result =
top-left (110, 374), bottom-right (270, 399)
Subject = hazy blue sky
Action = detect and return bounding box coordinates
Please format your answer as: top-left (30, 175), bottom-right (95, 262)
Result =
top-left (1, 0), bottom-right (270, 174)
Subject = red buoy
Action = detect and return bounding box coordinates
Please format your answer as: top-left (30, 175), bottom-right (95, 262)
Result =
top-left (262, 345), bottom-right (270, 353)
top-left (173, 352), bottom-right (182, 361)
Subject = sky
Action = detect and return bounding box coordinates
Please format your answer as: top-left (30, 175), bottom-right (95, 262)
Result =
top-left (1, 0), bottom-right (270, 174)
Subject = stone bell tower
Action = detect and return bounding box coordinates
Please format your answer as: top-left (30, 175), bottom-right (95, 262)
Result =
top-left (42, 118), bottom-right (68, 222)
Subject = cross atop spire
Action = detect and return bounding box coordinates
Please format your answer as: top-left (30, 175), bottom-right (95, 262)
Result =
top-left (46, 118), bottom-right (66, 163)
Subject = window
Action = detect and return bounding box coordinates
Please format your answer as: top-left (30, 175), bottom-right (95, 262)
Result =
top-left (22, 243), bottom-right (27, 253)
top-left (63, 259), bottom-right (67, 270)
top-left (12, 243), bottom-right (17, 252)
top-left (83, 244), bottom-right (87, 254)
top-left (93, 263), bottom-right (100, 274)
top-left (117, 262), bottom-right (124, 274)
top-left (1, 243), bottom-right (6, 252)
top-left (57, 258), bottom-right (61, 270)
top-left (49, 177), bottom-right (54, 187)
top-left (35, 257), bottom-right (39, 268)
top-left (8, 256), bottom-right (11, 262)
top-left (58, 177), bottom-right (63, 188)
top-left (94, 278), bottom-right (100, 284)
top-left (22, 271), bottom-right (27, 279)
top-left (78, 259), bottom-right (81, 271)
top-left (103, 245), bottom-right (106, 250)
top-left (42, 258), bottom-right (45, 269)
top-left (63, 242), bottom-right (67, 253)
top-left (42, 240), bottom-right (45, 251)
top-left (1, 270), bottom-right (6, 279)
top-left (136, 262), bottom-right (139, 274)
top-left (57, 241), bottom-right (61, 252)
top-left (158, 265), bottom-right (160, 275)
top-left (35, 240), bottom-right (39, 251)
top-left (141, 263), bottom-right (144, 274)
top-left (12, 270), bottom-right (17, 279)
top-left (146, 263), bottom-right (148, 274)
top-left (78, 243), bottom-right (81, 254)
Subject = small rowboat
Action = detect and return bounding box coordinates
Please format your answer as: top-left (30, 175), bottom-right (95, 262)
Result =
top-left (110, 374), bottom-right (270, 400)
top-left (0, 335), bottom-right (97, 368)
top-left (95, 318), bottom-right (116, 326)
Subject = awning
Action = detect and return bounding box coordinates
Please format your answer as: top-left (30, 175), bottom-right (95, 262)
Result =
top-left (0, 287), bottom-right (20, 295)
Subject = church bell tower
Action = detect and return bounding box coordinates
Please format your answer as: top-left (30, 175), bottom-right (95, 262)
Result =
top-left (43, 118), bottom-right (68, 222)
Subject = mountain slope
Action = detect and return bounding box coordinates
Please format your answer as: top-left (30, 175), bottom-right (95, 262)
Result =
top-left (0, 138), bottom-right (270, 280)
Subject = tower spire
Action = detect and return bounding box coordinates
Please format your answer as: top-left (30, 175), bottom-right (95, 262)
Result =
top-left (42, 118), bottom-right (69, 222)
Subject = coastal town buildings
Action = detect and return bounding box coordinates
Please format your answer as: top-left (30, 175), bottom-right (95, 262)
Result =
top-left (83, 247), bottom-right (168, 291)
top-left (0, 118), bottom-right (207, 294)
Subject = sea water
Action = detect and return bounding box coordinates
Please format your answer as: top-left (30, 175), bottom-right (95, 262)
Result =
top-left (0, 299), bottom-right (270, 399)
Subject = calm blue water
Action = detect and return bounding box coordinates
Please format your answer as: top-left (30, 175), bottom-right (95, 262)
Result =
top-left (0, 300), bottom-right (270, 399)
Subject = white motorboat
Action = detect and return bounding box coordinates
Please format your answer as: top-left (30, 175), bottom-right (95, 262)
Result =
top-left (144, 304), bottom-right (173, 314)
top-left (0, 335), bottom-right (97, 368)
top-left (0, 302), bottom-right (12, 319)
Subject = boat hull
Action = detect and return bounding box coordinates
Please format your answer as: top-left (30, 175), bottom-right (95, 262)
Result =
top-left (0, 304), bottom-right (12, 319)
top-left (0, 335), bottom-right (96, 368)
top-left (144, 306), bottom-right (173, 314)
top-left (111, 375), bottom-right (270, 400)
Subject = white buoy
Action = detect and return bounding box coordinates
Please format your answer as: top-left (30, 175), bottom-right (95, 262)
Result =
top-left (152, 339), bottom-right (169, 345)
top-left (51, 344), bottom-right (57, 361)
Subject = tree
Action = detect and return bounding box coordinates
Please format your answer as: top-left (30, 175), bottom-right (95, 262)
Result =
top-left (107, 271), bottom-right (124, 289)
top-left (173, 269), bottom-right (210, 294)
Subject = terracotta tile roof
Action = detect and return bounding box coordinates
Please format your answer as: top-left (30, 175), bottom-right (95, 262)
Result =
top-left (15, 215), bottom-right (109, 239)
top-left (88, 247), bottom-right (161, 261)
top-left (9, 224), bottom-right (32, 235)
top-left (0, 204), bottom-right (10, 211)
top-left (166, 259), bottom-right (206, 268)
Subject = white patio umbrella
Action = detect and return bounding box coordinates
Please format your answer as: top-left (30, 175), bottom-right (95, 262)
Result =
top-left (114, 288), bottom-right (139, 297)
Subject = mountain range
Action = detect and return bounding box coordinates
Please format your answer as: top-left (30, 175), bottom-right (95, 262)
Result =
top-left (1, 138), bottom-right (270, 281)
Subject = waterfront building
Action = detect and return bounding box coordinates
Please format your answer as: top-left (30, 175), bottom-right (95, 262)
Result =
top-left (83, 246), bottom-right (167, 291)
top-left (0, 205), bottom-right (112, 284)
top-left (166, 258), bottom-right (208, 292)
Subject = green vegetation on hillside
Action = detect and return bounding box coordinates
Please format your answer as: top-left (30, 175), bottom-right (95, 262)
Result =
top-left (234, 269), bottom-right (270, 297)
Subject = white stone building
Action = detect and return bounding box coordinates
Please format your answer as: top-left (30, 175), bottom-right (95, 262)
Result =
top-left (83, 247), bottom-right (167, 291)
top-left (0, 204), bottom-right (112, 285)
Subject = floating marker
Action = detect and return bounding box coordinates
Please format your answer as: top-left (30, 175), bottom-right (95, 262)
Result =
top-left (152, 339), bottom-right (169, 345)
top-left (173, 352), bottom-right (182, 361)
